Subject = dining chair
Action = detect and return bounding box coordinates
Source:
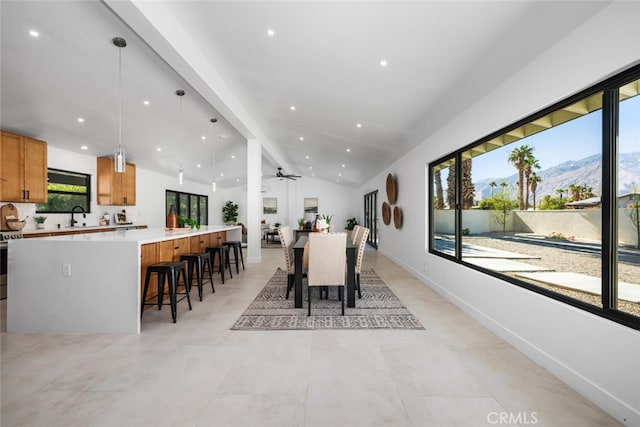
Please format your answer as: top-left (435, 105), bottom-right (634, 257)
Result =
top-left (307, 232), bottom-right (347, 316)
top-left (351, 224), bottom-right (363, 244)
top-left (278, 225), bottom-right (295, 298)
top-left (354, 226), bottom-right (370, 298)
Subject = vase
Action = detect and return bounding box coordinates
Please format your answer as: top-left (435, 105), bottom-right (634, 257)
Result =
top-left (166, 204), bottom-right (178, 229)
top-left (36, 223), bottom-right (45, 229)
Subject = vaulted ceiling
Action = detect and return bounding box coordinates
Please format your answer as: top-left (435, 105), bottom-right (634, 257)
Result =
top-left (0, 1), bottom-right (610, 188)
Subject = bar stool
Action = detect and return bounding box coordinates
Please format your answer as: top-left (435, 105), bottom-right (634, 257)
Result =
top-left (222, 241), bottom-right (245, 274)
top-left (141, 261), bottom-right (192, 323)
top-left (206, 245), bottom-right (233, 284)
top-left (180, 252), bottom-right (215, 301)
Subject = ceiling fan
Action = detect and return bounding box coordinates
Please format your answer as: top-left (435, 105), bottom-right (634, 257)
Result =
top-left (274, 167), bottom-right (301, 180)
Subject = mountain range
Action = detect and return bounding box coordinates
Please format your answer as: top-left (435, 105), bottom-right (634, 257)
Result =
top-left (473, 151), bottom-right (640, 202)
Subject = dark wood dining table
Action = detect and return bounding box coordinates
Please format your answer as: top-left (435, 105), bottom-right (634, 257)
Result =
top-left (292, 235), bottom-right (357, 309)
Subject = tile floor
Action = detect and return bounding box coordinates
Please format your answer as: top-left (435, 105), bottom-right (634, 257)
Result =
top-left (1, 248), bottom-right (621, 426)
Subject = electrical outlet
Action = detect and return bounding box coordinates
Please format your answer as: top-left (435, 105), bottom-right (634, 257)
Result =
top-left (62, 264), bottom-right (71, 277)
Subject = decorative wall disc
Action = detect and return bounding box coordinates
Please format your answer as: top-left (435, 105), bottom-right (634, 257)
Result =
top-left (382, 202), bottom-right (391, 225)
top-left (386, 173), bottom-right (397, 204)
top-left (393, 206), bottom-right (403, 229)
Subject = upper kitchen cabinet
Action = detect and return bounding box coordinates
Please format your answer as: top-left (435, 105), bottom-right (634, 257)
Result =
top-left (96, 156), bottom-right (136, 206)
top-left (0, 130), bottom-right (48, 203)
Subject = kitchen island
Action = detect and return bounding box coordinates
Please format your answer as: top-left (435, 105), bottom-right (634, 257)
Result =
top-left (7, 225), bottom-right (241, 334)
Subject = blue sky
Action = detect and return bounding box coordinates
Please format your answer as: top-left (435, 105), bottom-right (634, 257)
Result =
top-left (471, 95), bottom-right (640, 182)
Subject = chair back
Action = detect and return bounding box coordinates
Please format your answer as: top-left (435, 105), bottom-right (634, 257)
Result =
top-left (351, 225), bottom-right (362, 243)
top-left (307, 232), bottom-right (346, 287)
top-left (278, 226), bottom-right (295, 273)
top-left (354, 227), bottom-right (370, 274)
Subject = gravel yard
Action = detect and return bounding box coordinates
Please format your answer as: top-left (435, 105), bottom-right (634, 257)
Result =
top-left (462, 234), bottom-right (640, 317)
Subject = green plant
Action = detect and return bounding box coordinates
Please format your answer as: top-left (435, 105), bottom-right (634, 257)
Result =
top-left (222, 200), bottom-right (239, 224)
top-left (178, 215), bottom-right (200, 230)
top-left (322, 214), bottom-right (333, 225)
top-left (297, 218), bottom-right (305, 227)
top-left (274, 222), bottom-right (281, 228)
top-left (33, 215), bottom-right (47, 224)
top-left (345, 217), bottom-right (358, 230)
top-left (462, 228), bottom-right (470, 236)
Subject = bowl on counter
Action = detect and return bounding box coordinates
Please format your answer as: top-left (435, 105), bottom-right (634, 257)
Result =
top-left (6, 219), bottom-right (27, 231)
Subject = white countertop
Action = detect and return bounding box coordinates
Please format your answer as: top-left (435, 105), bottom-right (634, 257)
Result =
top-left (23, 223), bottom-right (141, 236)
top-left (18, 225), bottom-right (241, 245)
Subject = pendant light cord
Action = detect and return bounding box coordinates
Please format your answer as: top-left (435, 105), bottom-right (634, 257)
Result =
top-left (118, 44), bottom-right (123, 153)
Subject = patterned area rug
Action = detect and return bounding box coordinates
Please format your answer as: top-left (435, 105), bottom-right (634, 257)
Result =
top-left (231, 268), bottom-right (424, 330)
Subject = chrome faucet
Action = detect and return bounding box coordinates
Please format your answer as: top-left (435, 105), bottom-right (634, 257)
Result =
top-left (70, 205), bottom-right (86, 227)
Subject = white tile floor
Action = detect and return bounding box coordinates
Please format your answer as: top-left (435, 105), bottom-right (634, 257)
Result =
top-left (1, 248), bottom-right (621, 426)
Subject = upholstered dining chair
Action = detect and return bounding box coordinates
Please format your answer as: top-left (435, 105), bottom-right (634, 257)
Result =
top-left (354, 226), bottom-right (370, 298)
top-left (307, 232), bottom-right (347, 316)
top-left (278, 225), bottom-right (295, 298)
top-left (351, 224), bottom-right (363, 244)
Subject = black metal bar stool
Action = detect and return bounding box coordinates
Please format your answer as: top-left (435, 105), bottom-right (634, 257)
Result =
top-left (180, 252), bottom-right (215, 301)
top-left (141, 261), bottom-right (192, 323)
top-left (206, 245), bottom-right (233, 284)
top-left (222, 241), bottom-right (245, 274)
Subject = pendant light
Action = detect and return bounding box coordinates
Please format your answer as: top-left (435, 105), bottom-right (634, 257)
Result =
top-left (210, 118), bottom-right (218, 192)
top-left (112, 37), bottom-right (127, 173)
top-left (176, 89), bottom-right (186, 185)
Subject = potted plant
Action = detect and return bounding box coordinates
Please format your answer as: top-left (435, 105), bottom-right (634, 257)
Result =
top-left (222, 200), bottom-right (239, 225)
top-left (33, 215), bottom-right (47, 229)
top-left (345, 217), bottom-right (358, 240)
top-left (322, 214), bottom-right (333, 232)
top-left (297, 218), bottom-right (305, 230)
top-left (274, 222), bottom-right (281, 229)
top-left (178, 215), bottom-right (200, 230)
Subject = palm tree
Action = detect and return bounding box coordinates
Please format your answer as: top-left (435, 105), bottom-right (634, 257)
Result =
top-left (461, 159), bottom-right (475, 209)
top-left (568, 184), bottom-right (581, 201)
top-left (434, 169), bottom-right (444, 209)
top-left (556, 188), bottom-right (565, 199)
top-left (524, 156), bottom-right (540, 210)
top-left (529, 173), bottom-right (542, 210)
top-left (446, 165), bottom-right (456, 209)
top-left (489, 181), bottom-right (497, 197)
top-left (508, 145), bottom-right (534, 210)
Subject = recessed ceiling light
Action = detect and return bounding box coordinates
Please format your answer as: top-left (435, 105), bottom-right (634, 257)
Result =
top-left (336, 179), bottom-right (340, 183)
top-left (201, 136), bottom-right (206, 140)
top-left (143, 100), bottom-right (150, 106)
top-left (305, 155), bottom-right (309, 159)
top-left (379, 59), bottom-right (388, 67)
top-left (29, 30), bottom-right (39, 38)
top-left (342, 164), bottom-right (346, 168)
top-left (231, 155), bottom-right (236, 159)
top-left (197, 164), bottom-right (201, 168)
top-left (312, 173), bottom-right (315, 177)
top-left (356, 123), bottom-right (362, 128)
top-left (236, 178), bottom-right (240, 183)
top-left (290, 105), bottom-right (296, 111)
top-left (299, 137), bottom-right (304, 141)
top-left (338, 173), bottom-right (342, 177)
top-left (220, 172), bottom-right (224, 177)
top-left (309, 166), bottom-right (313, 170)
top-left (77, 117), bottom-right (84, 123)
top-left (156, 147), bottom-right (162, 152)
top-left (346, 148), bottom-right (351, 152)
top-left (80, 145), bottom-right (88, 150)
top-left (267, 28), bottom-right (275, 37)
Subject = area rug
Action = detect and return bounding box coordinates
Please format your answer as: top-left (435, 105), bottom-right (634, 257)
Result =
top-left (231, 268), bottom-right (424, 330)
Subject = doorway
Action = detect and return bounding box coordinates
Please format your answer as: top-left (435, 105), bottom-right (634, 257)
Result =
top-left (364, 190), bottom-right (378, 248)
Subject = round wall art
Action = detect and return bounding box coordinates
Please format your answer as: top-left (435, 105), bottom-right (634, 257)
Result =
top-left (393, 206), bottom-right (403, 229)
top-left (382, 202), bottom-right (391, 225)
top-left (386, 173), bottom-right (397, 205)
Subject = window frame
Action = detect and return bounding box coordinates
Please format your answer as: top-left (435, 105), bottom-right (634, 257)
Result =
top-left (165, 189), bottom-right (208, 226)
top-left (35, 168), bottom-right (91, 214)
top-left (428, 63), bottom-right (640, 331)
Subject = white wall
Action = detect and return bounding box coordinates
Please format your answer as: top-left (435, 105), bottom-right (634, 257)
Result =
top-left (358, 3), bottom-right (640, 425)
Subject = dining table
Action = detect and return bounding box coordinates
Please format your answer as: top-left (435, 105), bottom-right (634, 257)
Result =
top-left (292, 235), bottom-right (357, 309)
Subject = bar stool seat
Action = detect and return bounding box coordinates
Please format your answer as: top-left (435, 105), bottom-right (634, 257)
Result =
top-left (206, 245), bottom-right (233, 284)
top-left (222, 241), bottom-right (245, 274)
top-left (180, 252), bottom-right (215, 301)
top-left (141, 261), bottom-right (192, 323)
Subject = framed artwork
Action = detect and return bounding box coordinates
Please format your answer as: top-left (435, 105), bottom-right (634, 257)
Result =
top-left (263, 197), bottom-right (277, 214)
top-left (304, 197), bottom-right (318, 214)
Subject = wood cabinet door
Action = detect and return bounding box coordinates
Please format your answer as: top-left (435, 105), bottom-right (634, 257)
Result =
top-left (0, 131), bottom-right (25, 201)
top-left (140, 243), bottom-right (159, 308)
top-left (23, 137), bottom-right (47, 202)
top-left (172, 237), bottom-right (189, 260)
top-left (123, 162), bottom-right (136, 205)
top-left (96, 157), bottom-right (114, 205)
top-left (158, 240), bottom-right (175, 262)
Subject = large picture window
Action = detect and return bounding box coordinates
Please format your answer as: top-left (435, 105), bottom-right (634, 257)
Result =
top-left (166, 190), bottom-right (208, 226)
top-left (429, 65), bottom-right (640, 330)
top-left (36, 169), bottom-right (90, 213)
